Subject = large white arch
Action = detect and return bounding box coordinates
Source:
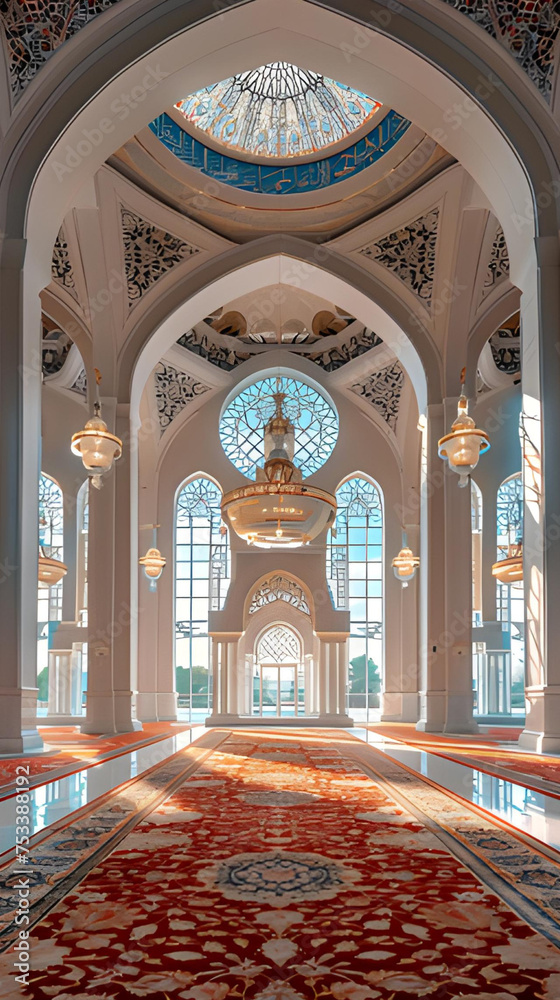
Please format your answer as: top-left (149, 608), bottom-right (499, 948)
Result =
top-left (17, 0), bottom-right (547, 295)
top-left (129, 253), bottom-right (430, 417)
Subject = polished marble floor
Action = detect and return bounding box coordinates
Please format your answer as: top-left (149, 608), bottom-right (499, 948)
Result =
top-left (351, 728), bottom-right (560, 852)
top-left (1, 724), bottom-right (559, 861)
top-left (0, 726), bottom-right (205, 858)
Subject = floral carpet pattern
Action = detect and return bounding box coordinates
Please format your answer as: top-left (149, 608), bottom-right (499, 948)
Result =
top-left (1, 729), bottom-right (559, 998)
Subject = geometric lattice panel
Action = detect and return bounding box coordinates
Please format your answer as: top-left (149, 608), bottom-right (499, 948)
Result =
top-left (358, 210), bottom-right (439, 305)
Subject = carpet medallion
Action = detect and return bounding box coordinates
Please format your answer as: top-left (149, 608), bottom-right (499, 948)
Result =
top-left (1, 729), bottom-right (560, 999)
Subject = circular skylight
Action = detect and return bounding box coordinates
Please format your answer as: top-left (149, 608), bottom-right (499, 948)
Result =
top-left (220, 375), bottom-right (338, 479)
top-left (176, 62), bottom-right (381, 159)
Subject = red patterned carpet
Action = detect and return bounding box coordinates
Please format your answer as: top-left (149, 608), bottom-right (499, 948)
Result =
top-left (2, 729), bottom-right (560, 999)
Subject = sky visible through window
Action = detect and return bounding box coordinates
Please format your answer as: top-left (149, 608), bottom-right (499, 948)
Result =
top-left (176, 61), bottom-right (381, 158)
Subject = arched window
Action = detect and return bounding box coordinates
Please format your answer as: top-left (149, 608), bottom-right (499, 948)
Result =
top-left (471, 480), bottom-right (483, 626)
top-left (496, 474), bottom-right (524, 714)
top-left (257, 624), bottom-right (302, 664)
top-left (329, 476), bottom-right (383, 722)
top-left (76, 480), bottom-right (89, 627)
top-left (37, 474), bottom-right (64, 709)
top-left (175, 477), bottom-right (230, 720)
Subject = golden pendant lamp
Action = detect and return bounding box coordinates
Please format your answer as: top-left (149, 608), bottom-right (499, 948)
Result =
top-left (492, 543), bottom-right (523, 586)
top-left (139, 525), bottom-right (166, 591)
top-left (71, 370), bottom-right (122, 489)
top-left (392, 532), bottom-right (420, 587)
top-left (438, 369), bottom-right (490, 487)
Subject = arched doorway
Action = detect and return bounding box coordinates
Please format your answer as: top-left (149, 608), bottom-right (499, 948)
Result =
top-left (253, 623), bottom-right (304, 718)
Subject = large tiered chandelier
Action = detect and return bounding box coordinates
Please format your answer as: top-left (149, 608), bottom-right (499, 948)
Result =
top-left (221, 391), bottom-right (336, 548)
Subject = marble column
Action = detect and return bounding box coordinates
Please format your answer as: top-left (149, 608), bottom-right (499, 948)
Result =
top-left (316, 634), bottom-right (353, 726)
top-left (82, 404), bottom-right (139, 734)
top-left (205, 633), bottom-right (243, 725)
top-left (417, 402), bottom-right (477, 734)
top-left (0, 237), bottom-right (43, 752)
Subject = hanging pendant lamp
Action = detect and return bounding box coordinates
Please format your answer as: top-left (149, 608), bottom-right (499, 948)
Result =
top-left (139, 525), bottom-right (166, 591)
top-left (38, 548), bottom-right (67, 587)
top-left (71, 369), bottom-right (122, 489)
top-left (438, 368), bottom-right (490, 487)
top-left (492, 541), bottom-right (523, 586)
top-left (392, 531), bottom-right (419, 587)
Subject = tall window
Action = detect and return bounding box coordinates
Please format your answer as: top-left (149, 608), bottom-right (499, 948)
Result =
top-left (496, 474), bottom-right (524, 713)
top-left (37, 474), bottom-right (64, 710)
top-left (175, 477), bottom-right (230, 720)
top-left (328, 476), bottom-right (383, 722)
top-left (471, 480), bottom-right (483, 626)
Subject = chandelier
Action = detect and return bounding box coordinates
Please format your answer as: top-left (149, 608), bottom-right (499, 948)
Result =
top-left (221, 391), bottom-right (336, 548)
top-left (71, 371), bottom-right (122, 489)
top-left (392, 533), bottom-right (419, 587)
top-left (438, 369), bottom-right (490, 486)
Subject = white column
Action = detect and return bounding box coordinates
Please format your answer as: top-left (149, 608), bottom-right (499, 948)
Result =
top-left (417, 403), bottom-right (477, 734)
top-left (83, 405), bottom-right (138, 734)
top-left (317, 634), bottom-right (352, 725)
top-left (338, 641), bottom-right (347, 716)
top-left (205, 633), bottom-right (242, 725)
top-left (327, 643), bottom-right (338, 715)
top-left (212, 640), bottom-right (219, 713)
top-left (0, 237), bottom-right (43, 752)
top-left (318, 641), bottom-right (328, 715)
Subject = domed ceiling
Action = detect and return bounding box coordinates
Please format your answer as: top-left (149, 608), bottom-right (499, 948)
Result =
top-left (175, 61), bottom-right (382, 159)
top-left (110, 61), bottom-right (453, 242)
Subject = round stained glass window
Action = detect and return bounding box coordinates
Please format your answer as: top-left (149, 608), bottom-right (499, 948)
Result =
top-left (220, 375), bottom-right (338, 479)
top-left (176, 61), bottom-right (381, 159)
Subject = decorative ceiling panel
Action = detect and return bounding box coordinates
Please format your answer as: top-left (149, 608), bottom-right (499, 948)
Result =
top-left (482, 225), bottom-right (510, 299)
top-left (154, 362), bottom-right (210, 431)
top-left (2, 0), bottom-right (122, 100)
top-left (350, 362), bottom-right (405, 431)
top-left (121, 208), bottom-right (200, 307)
top-left (358, 209), bottom-right (439, 305)
top-left (441, 0), bottom-right (559, 99)
top-left (51, 228), bottom-right (78, 299)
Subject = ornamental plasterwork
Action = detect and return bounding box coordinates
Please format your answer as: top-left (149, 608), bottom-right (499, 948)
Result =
top-left (308, 327), bottom-right (383, 373)
top-left (441, 0), bottom-right (559, 99)
top-left (490, 313), bottom-right (520, 375)
top-left (177, 329), bottom-right (252, 371)
top-left (358, 210), bottom-right (439, 305)
top-left (350, 362), bottom-right (405, 431)
top-left (482, 225), bottom-right (510, 298)
top-left (121, 209), bottom-right (200, 307)
top-left (42, 323), bottom-right (73, 377)
top-left (249, 574), bottom-right (310, 616)
top-left (70, 368), bottom-right (88, 396)
top-left (154, 362), bottom-right (210, 431)
top-left (51, 228), bottom-right (78, 299)
top-left (2, 0), bottom-right (122, 100)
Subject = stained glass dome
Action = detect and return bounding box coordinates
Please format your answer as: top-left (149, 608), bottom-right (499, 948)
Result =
top-left (176, 61), bottom-right (381, 158)
top-left (220, 375), bottom-right (338, 479)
